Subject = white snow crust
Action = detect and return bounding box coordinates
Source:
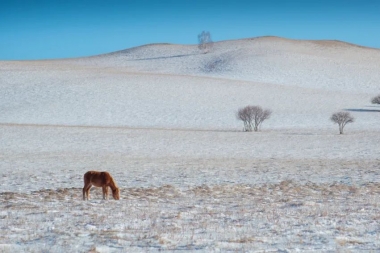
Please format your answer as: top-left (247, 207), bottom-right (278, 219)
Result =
top-left (0, 37), bottom-right (379, 252)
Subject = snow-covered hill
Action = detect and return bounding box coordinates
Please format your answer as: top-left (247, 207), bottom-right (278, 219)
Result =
top-left (0, 36), bottom-right (379, 130)
top-left (79, 36), bottom-right (380, 92)
top-left (1, 36), bottom-right (380, 252)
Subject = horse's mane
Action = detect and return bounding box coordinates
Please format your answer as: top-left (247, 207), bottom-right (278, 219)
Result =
top-left (108, 174), bottom-right (118, 189)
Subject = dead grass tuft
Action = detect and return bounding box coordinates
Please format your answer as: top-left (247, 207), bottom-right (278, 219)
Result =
top-left (336, 238), bottom-right (364, 246)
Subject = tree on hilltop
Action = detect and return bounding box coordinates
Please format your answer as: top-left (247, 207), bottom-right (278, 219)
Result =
top-left (198, 31), bottom-right (213, 54)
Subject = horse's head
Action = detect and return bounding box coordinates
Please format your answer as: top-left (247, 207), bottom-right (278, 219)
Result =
top-left (112, 187), bottom-right (120, 200)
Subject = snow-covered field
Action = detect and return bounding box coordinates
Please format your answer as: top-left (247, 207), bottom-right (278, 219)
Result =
top-left (0, 37), bottom-right (379, 252)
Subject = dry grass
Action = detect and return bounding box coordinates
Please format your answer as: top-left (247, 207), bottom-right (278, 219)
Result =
top-left (1, 181), bottom-right (379, 252)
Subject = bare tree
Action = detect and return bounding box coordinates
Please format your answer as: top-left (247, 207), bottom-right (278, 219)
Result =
top-left (236, 105), bottom-right (272, 132)
top-left (330, 111), bottom-right (354, 134)
top-left (198, 31), bottom-right (213, 53)
top-left (371, 94), bottom-right (380, 104)
top-left (237, 106), bottom-right (253, 132)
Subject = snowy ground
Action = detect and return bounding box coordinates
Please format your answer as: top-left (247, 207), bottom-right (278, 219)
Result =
top-left (0, 37), bottom-right (379, 252)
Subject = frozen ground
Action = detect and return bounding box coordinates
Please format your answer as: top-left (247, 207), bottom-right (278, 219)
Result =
top-left (0, 37), bottom-right (379, 252)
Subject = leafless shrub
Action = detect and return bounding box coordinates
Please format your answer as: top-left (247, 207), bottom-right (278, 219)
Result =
top-left (371, 94), bottom-right (380, 104)
top-left (198, 31), bottom-right (213, 54)
top-left (330, 111), bottom-right (354, 134)
top-left (236, 105), bottom-right (272, 132)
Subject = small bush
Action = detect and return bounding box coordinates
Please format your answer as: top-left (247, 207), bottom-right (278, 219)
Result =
top-left (330, 111), bottom-right (354, 134)
top-left (236, 105), bottom-right (272, 132)
top-left (371, 94), bottom-right (380, 104)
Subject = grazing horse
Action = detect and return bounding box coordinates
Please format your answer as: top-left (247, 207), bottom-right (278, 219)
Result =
top-left (83, 171), bottom-right (120, 200)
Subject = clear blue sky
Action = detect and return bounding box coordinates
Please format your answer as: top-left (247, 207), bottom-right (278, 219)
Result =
top-left (1, 0), bottom-right (379, 60)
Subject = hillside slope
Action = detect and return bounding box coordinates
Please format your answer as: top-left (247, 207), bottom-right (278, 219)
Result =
top-left (76, 36), bottom-right (380, 93)
top-left (0, 36), bottom-right (379, 130)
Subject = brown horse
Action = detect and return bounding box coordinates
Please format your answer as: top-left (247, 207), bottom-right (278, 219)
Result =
top-left (83, 171), bottom-right (120, 200)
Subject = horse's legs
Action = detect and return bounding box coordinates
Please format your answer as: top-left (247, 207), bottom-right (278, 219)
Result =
top-left (83, 184), bottom-right (92, 200)
top-left (102, 186), bottom-right (109, 200)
